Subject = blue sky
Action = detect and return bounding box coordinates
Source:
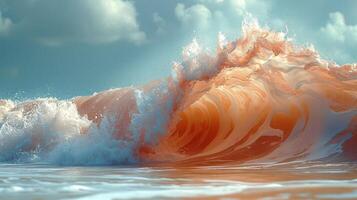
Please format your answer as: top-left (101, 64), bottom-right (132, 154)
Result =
top-left (0, 0), bottom-right (356, 99)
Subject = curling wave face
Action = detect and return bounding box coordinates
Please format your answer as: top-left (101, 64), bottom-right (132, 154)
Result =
top-left (0, 22), bottom-right (356, 165)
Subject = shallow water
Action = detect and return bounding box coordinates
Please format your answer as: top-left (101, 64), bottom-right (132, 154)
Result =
top-left (1, 161), bottom-right (357, 200)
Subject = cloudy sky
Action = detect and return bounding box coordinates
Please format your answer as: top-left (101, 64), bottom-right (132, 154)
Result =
top-left (0, 0), bottom-right (356, 99)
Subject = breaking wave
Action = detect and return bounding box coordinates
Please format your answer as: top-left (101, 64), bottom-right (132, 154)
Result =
top-left (0, 21), bottom-right (356, 165)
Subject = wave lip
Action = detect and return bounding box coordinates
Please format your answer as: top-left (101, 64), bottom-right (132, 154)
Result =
top-left (141, 22), bottom-right (357, 165)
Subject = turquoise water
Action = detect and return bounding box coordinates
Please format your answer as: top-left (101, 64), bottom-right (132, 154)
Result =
top-left (1, 161), bottom-right (357, 200)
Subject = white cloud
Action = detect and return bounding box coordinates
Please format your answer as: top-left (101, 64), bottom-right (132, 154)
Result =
top-left (174, 0), bottom-right (273, 34)
top-left (153, 13), bottom-right (166, 35)
top-left (198, 0), bottom-right (225, 4)
top-left (320, 12), bottom-right (357, 44)
top-left (229, 0), bottom-right (270, 17)
top-left (200, 0), bottom-right (271, 17)
top-left (230, 0), bottom-right (247, 15)
top-left (175, 3), bottom-right (212, 29)
top-left (2, 0), bottom-right (146, 45)
top-left (0, 11), bottom-right (12, 35)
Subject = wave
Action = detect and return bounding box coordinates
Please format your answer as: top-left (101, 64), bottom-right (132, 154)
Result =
top-left (0, 21), bottom-right (356, 165)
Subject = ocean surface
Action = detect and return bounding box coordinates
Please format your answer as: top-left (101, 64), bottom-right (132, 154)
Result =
top-left (1, 161), bottom-right (357, 199)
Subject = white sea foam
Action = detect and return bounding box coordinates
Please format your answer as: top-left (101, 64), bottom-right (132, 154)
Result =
top-left (0, 98), bottom-right (136, 165)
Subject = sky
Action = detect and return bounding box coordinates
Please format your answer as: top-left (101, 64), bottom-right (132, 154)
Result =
top-left (0, 0), bottom-right (356, 99)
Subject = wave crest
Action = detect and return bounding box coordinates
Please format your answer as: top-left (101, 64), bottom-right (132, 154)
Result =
top-left (0, 22), bottom-right (356, 165)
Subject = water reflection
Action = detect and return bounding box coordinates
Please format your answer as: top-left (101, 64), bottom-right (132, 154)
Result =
top-left (0, 161), bottom-right (356, 199)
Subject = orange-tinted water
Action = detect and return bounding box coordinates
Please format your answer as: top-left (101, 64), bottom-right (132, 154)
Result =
top-left (73, 23), bottom-right (357, 166)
